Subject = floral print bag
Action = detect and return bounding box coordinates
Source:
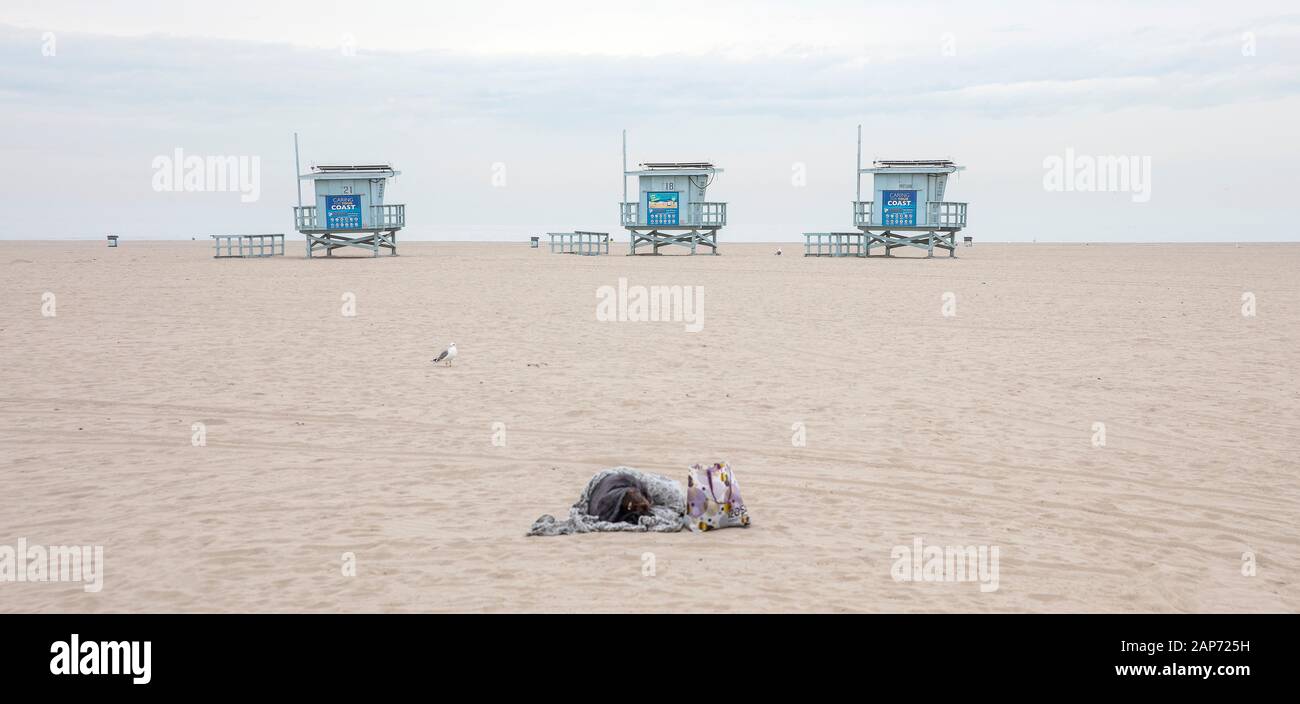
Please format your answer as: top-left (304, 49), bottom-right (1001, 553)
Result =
top-left (686, 462), bottom-right (751, 532)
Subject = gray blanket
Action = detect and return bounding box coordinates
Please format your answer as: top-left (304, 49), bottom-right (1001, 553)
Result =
top-left (527, 467), bottom-right (687, 536)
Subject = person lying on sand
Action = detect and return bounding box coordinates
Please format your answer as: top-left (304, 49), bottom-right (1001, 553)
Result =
top-left (586, 473), bottom-right (654, 525)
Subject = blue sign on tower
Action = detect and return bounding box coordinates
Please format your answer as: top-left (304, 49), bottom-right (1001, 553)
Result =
top-left (325, 194), bottom-right (362, 230)
top-left (882, 190), bottom-right (917, 227)
top-left (646, 191), bottom-right (680, 226)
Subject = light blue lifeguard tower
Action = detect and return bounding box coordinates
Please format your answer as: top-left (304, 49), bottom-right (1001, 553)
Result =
top-left (806, 126), bottom-right (968, 258)
top-left (290, 136), bottom-right (405, 258)
top-left (852, 126), bottom-right (967, 258)
top-left (620, 131), bottom-right (726, 255)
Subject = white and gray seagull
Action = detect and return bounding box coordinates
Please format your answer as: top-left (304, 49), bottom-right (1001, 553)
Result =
top-left (432, 342), bottom-right (458, 366)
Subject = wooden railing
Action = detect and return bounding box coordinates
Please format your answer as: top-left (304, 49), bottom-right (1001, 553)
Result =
top-left (691, 202), bottom-right (726, 227)
top-left (927, 201), bottom-right (967, 228)
top-left (854, 201), bottom-right (967, 228)
top-left (294, 204), bottom-right (405, 231)
top-left (853, 201), bottom-right (873, 227)
top-left (371, 204), bottom-right (405, 229)
top-left (621, 202), bottom-right (727, 227)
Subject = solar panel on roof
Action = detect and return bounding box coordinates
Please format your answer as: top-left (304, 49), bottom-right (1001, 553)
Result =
top-left (641, 162), bottom-right (715, 170)
top-left (874, 160), bottom-right (955, 167)
top-left (313, 164), bottom-right (394, 172)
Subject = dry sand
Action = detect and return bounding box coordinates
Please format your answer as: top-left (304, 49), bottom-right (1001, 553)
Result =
top-left (1, 240), bottom-right (1297, 612)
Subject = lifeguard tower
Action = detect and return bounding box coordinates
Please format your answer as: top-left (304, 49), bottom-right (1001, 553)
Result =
top-left (293, 163), bottom-right (405, 258)
top-left (620, 131), bottom-right (726, 255)
top-left (848, 126), bottom-right (967, 258)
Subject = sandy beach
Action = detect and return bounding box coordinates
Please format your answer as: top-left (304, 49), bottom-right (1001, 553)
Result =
top-left (1, 240), bottom-right (1297, 613)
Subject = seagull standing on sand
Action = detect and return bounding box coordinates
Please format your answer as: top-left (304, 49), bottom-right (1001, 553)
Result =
top-left (432, 342), bottom-right (458, 366)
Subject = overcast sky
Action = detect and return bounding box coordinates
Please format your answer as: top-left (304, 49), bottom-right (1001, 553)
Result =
top-left (2, 0), bottom-right (1298, 241)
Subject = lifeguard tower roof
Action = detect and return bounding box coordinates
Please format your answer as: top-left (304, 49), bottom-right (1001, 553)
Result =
top-left (642, 162), bottom-right (715, 169)
top-left (301, 164), bottom-right (400, 180)
top-left (862, 159), bottom-right (964, 174)
top-left (627, 162), bottom-right (722, 176)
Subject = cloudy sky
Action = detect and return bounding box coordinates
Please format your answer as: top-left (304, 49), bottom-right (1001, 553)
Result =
top-left (2, 0), bottom-right (1298, 241)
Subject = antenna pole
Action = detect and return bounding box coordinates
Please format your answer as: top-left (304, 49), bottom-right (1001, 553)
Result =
top-left (293, 132), bottom-right (303, 210)
top-left (855, 124), bottom-right (862, 206)
top-left (622, 129), bottom-right (628, 210)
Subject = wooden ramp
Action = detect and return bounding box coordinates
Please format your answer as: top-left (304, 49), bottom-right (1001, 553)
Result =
top-left (803, 232), bottom-right (864, 257)
top-left (548, 231), bottom-right (609, 255)
top-left (212, 234), bottom-right (285, 258)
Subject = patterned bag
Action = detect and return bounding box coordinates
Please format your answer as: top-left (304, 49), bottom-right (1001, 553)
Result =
top-left (686, 462), bottom-right (750, 532)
